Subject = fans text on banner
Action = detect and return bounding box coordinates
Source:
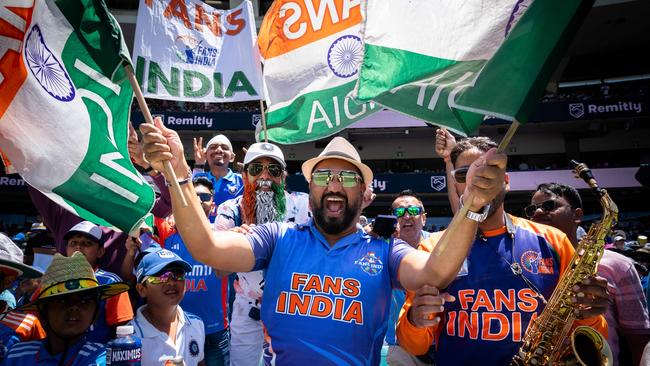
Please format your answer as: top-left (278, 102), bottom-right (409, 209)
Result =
top-left (133, 0), bottom-right (263, 103)
top-left (356, 0), bottom-right (592, 135)
top-left (0, 0), bottom-right (154, 233)
top-left (258, 0), bottom-right (378, 144)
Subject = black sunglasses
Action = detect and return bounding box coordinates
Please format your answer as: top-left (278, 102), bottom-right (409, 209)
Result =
top-left (197, 192), bottom-right (213, 202)
top-left (392, 206), bottom-right (424, 218)
top-left (246, 163), bottom-right (283, 178)
top-left (524, 200), bottom-right (556, 218)
top-left (451, 166), bottom-right (469, 183)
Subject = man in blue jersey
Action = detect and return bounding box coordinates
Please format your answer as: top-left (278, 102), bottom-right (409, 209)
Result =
top-left (167, 176), bottom-right (229, 366)
top-left (140, 118), bottom-right (506, 365)
top-left (3, 252), bottom-right (129, 366)
top-left (192, 135), bottom-right (244, 222)
top-left (397, 137), bottom-right (610, 366)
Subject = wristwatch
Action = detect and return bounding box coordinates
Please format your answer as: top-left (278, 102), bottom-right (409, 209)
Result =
top-left (459, 195), bottom-right (491, 223)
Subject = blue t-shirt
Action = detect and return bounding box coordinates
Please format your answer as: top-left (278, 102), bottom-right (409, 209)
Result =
top-left (86, 269), bottom-right (126, 344)
top-left (166, 232), bottom-right (228, 334)
top-left (246, 220), bottom-right (414, 365)
top-left (193, 169), bottom-right (243, 222)
top-left (2, 339), bottom-right (106, 366)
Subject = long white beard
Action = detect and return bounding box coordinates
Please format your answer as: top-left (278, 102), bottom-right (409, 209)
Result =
top-left (255, 180), bottom-right (277, 224)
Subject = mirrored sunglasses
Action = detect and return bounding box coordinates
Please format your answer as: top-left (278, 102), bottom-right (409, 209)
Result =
top-left (524, 199), bottom-right (557, 218)
top-left (197, 192), bottom-right (213, 202)
top-left (246, 163), bottom-right (283, 178)
top-left (451, 166), bottom-right (469, 183)
top-left (312, 170), bottom-right (362, 188)
top-left (392, 206), bottom-right (424, 218)
top-left (144, 270), bottom-right (186, 285)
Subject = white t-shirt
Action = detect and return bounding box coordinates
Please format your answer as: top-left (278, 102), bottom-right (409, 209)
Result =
top-left (130, 305), bottom-right (205, 366)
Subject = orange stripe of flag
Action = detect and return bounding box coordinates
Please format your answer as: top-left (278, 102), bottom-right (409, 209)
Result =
top-left (258, 0), bottom-right (361, 60)
top-left (0, 5), bottom-right (33, 118)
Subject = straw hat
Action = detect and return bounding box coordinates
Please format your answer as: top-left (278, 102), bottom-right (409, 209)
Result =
top-left (301, 137), bottom-right (373, 184)
top-left (20, 252), bottom-right (129, 310)
top-left (0, 233), bottom-right (43, 278)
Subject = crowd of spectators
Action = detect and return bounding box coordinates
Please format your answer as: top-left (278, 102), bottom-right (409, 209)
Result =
top-left (131, 98), bottom-right (262, 113)
top-left (541, 80), bottom-right (648, 103)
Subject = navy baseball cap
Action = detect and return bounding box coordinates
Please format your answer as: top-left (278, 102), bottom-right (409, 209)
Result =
top-left (136, 248), bottom-right (191, 283)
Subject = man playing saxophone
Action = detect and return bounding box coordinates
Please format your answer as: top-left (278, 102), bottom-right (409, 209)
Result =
top-left (396, 137), bottom-right (609, 366)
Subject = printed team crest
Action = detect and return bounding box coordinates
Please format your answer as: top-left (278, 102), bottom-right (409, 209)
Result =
top-left (431, 176), bottom-right (446, 191)
top-left (355, 252), bottom-right (384, 276)
top-left (327, 35), bottom-right (363, 78)
top-left (520, 250), bottom-right (554, 275)
top-left (569, 103), bottom-right (585, 118)
top-left (228, 185), bottom-right (238, 194)
top-left (189, 339), bottom-right (200, 357)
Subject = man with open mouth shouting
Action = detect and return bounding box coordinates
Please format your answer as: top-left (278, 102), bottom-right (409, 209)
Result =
top-left (140, 118), bottom-right (506, 366)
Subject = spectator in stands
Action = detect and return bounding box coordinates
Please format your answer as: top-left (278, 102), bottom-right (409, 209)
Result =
top-left (166, 177), bottom-right (229, 366)
top-left (214, 143), bottom-right (310, 366)
top-left (612, 230), bottom-right (628, 252)
top-left (131, 249), bottom-right (205, 366)
top-left (192, 135), bottom-right (244, 222)
top-left (386, 190), bottom-right (439, 365)
top-left (63, 221), bottom-right (134, 344)
top-left (2, 252), bottom-right (129, 366)
top-left (528, 183), bottom-right (650, 366)
top-left (0, 233), bottom-right (45, 361)
top-left (434, 128), bottom-right (460, 214)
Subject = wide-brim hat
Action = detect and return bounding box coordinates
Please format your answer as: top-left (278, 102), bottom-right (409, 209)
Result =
top-left (0, 233), bottom-right (43, 279)
top-left (19, 252), bottom-right (129, 310)
top-left (301, 137), bottom-right (373, 184)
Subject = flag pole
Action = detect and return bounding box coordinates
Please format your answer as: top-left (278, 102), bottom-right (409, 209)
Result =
top-left (124, 65), bottom-right (189, 208)
top-left (433, 120), bottom-right (520, 256)
top-left (259, 99), bottom-right (268, 143)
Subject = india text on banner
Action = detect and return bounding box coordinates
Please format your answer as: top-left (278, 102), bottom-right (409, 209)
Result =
top-left (0, 0), bottom-right (154, 233)
top-left (133, 0), bottom-right (263, 103)
top-left (258, 0), bottom-right (378, 144)
top-left (356, 0), bottom-right (593, 135)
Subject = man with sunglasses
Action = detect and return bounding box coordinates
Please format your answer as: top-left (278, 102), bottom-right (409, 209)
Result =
top-left (165, 177), bottom-right (230, 366)
top-left (132, 248), bottom-right (206, 366)
top-left (397, 137), bottom-right (609, 366)
top-left (214, 142), bottom-right (310, 366)
top-left (192, 134), bottom-right (244, 222)
top-left (386, 190), bottom-right (437, 366)
top-left (529, 183), bottom-right (650, 366)
top-left (140, 119), bottom-right (506, 365)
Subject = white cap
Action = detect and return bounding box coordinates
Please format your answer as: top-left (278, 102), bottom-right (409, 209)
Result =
top-left (206, 134), bottom-right (233, 151)
top-left (116, 325), bottom-right (134, 336)
top-left (244, 143), bottom-right (286, 168)
top-left (63, 221), bottom-right (102, 242)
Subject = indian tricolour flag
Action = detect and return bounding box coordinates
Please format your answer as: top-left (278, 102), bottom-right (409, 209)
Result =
top-left (258, 0), bottom-right (378, 144)
top-left (0, 0), bottom-right (154, 233)
top-left (356, 0), bottom-right (593, 135)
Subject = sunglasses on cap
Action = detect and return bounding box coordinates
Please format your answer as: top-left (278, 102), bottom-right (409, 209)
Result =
top-left (392, 206), bottom-right (424, 218)
top-left (197, 192), bottom-right (213, 202)
top-left (312, 169), bottom-right (362, 188)
top-left (143, 270), bottom-right (186, 285)
top-left (524, 199), bottom-right (557, 218)
top-left (246, 163), bottom-right (283, 178)
top-left (451, 166), bottom-right (469, 183)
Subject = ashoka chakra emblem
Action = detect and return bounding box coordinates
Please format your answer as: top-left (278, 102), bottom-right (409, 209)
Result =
top-left (327, 35), bottom-right (363, 78)
top-left (25, 25), bottom-right (75, 102)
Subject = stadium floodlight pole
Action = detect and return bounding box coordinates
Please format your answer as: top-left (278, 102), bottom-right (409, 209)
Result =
top-left (433, 120), bottom-right (520, 256)
top-left (259, 99), bottom-right (268, 143)
top-left (124, 65), bottom-right (189, 208)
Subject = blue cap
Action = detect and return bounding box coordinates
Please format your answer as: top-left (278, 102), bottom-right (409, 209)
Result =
top-left (136, 248), bottom-right (191, 283)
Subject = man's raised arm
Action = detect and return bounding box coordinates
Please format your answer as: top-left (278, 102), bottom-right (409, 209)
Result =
top-left (140, 118), bottom-right (255, 273)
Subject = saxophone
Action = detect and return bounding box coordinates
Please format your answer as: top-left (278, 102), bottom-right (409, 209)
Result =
top-left (510, 160), bottom-right (617, 366)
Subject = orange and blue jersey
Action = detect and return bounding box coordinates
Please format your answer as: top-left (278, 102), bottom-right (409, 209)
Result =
top-left (396, 214), bottom-right (607, 366)
top-left (87, 269), bottom-right (133, 343)
top-left (0, 312), bottom-right (46, 360)
top-left (2, 339), bottom-right (106, 366)
top-left (166, 231), bottom-right (228, 335)
top-left (247, 220), bottom-right (414, 366)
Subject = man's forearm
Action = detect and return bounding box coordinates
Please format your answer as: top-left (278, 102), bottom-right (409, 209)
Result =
top-left (423, 216), bottom-right (477, 288)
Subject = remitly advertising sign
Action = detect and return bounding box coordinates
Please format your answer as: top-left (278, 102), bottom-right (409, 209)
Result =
top-left (133, 0), bottom-right (263, 103)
